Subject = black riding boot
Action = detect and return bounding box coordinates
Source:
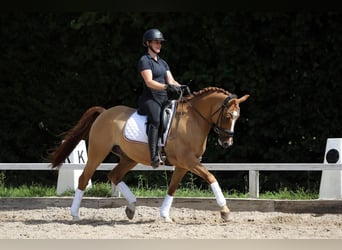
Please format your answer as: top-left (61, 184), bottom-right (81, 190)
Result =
top-left (148, 125), bottom-right (160, 168)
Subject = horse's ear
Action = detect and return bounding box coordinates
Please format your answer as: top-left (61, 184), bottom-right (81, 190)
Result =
top-left (238, 94), bottom-right (250, 103)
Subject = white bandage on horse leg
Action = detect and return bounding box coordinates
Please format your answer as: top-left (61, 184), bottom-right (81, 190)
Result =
top-left (117, 181), bottom-right (136, 204)
top-left (210, 181), bottom-right (226, 207)
top-left (160, 194), bottom-right (174, 218)
top-left (71, 188), bottom-right (84, 217)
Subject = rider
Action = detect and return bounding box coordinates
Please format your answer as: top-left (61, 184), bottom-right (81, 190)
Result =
top-left (137, 28), bottom-right (182, 168)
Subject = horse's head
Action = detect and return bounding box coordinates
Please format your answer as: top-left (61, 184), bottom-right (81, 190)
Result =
top-left (213, 94), bottom-right (250, 149)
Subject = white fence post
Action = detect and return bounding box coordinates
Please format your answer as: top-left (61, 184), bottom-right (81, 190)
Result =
top-left (249, 170), bottom-right (259, 198)
top-left (319, 138), bottom-right (342, 199)
top-left (56, 140), bottom-right (92, 195)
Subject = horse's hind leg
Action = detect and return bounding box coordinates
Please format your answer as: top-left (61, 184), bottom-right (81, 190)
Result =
top-left (107, 155), bottom-right (138, 220)
top-left (70, 140), bottom-right (113, 220)
top-left (70, 160), bottom-right (103, 220)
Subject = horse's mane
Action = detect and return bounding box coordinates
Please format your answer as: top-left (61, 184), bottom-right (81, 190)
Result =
top-left (181, 86), bottom-right (231, 102)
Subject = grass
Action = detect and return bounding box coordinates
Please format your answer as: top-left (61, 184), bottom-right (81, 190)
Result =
top-left (0, 182), bottom-right (319, 199)
top-left (0, 184), bottom-right (57, 197)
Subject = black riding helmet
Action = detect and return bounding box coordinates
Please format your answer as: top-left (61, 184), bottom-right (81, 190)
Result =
top-left (142, 28), bottom-right (166, 47)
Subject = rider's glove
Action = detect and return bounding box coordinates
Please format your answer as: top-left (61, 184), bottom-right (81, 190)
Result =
top-left (166, 84), bottom-right (181, 93)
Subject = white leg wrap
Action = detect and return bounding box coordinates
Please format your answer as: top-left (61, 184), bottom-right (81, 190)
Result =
top-left (210, 182), bottom-right (226, 207)
top-left (117, 181), bottom-right (136, 204)
top-left (160, 194), bottom-right (174, 218)
top-left (71, 188), bottom-right (84, 217)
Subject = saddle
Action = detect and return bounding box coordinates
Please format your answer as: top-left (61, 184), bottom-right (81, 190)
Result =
top-left (123, 100), bottom-right (177, 165)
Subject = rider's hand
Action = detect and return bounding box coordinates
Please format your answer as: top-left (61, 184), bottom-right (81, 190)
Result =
top-left (166, 84), bottom-right (181, 93)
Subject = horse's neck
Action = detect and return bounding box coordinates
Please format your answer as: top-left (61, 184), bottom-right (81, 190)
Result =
top-left (187, 93), bottom-right (224, 119)
top-left (174, 93), bottom-right (222, 136)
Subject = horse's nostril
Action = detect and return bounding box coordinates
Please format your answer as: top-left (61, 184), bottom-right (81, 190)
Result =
top-left (225, 139), bottom-right (234, 148)
top-left (219, 138), bottom-right (234, 149)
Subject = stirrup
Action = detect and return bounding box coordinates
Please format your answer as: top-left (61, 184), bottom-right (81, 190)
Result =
top-left (159, 149), bottom-right (167, 163)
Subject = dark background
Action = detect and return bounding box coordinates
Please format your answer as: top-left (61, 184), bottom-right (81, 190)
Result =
top-left (1, 12), bottom-right (341, 193)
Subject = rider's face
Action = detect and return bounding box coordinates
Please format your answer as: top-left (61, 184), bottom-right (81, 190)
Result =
top-left (148, 40), bottom-right (162, 53)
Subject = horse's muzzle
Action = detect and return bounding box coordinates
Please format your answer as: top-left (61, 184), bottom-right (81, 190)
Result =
top-left (218, 137), bottom-right (233, 149)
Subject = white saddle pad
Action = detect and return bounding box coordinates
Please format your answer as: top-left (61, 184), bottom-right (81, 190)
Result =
top-left (123, 101), bottom-right (176, 146)
top-left (124, 112), bottom-right (149, 143)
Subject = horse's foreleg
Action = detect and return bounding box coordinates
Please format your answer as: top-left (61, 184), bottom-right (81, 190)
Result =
top-left (210, 181), bottom-right (230, 221)
top-left (160, 167), bottom-right (188, 222)
top-left (160, 194), bottom-right (173, 222)
top-left (188, 164), bottom-right (230, 222)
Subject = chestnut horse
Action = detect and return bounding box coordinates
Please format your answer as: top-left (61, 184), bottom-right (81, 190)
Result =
top-left (50, 86), bottom-right (249, 222)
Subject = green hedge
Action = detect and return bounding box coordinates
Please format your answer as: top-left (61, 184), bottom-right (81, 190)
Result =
top-left (1, 12), bottom-right (341, 191)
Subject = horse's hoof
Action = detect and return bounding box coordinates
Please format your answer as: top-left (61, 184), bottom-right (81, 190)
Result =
top-left (161, 216), bottom-right (173, 223)
top-left (72, 216), bottom-right (80, 221)
top-left (220, 206), bottom-right (230, 222)
top-left (221, 212), bottom-right (230, 222)
top-left (125, 202), bottom-right (136, 220)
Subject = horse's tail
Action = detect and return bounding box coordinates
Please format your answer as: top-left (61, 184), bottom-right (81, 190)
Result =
top-left (50, 106), bottom-right (106, 169)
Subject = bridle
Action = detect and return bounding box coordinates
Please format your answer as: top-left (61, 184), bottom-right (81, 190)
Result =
top-left (187, 93), bottom-right (238, 139)
top-left (211, 94), bottom-right (238, 139)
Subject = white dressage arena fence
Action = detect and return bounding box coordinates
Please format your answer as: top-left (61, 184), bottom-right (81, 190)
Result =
top-left (1, 163), bottom-right (342, 198)
top-left (1, 138), bottom-right (342, 199)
